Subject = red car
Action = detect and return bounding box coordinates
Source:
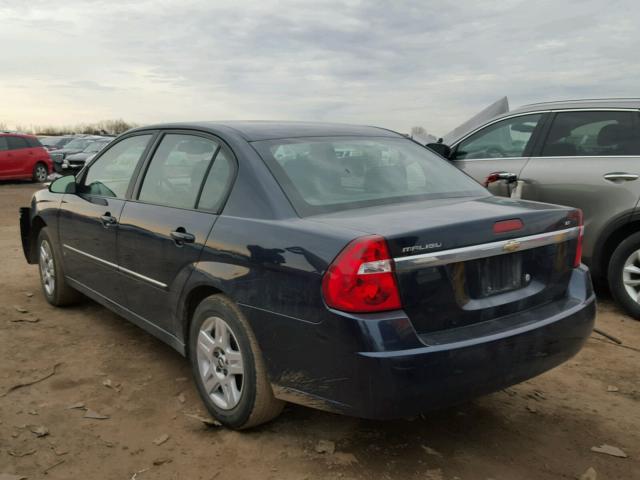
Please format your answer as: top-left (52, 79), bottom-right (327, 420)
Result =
top-left (0, 133), bottom-right (53, 182)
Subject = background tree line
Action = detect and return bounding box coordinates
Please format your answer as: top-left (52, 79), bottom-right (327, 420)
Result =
top-left (1, 119), bottom-right (138, 136)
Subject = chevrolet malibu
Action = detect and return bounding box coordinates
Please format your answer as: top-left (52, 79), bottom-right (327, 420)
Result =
top-left (19, 122), bottom-right (595, 429)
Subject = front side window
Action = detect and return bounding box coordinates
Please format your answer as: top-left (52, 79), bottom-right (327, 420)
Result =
top-left (541, 111), bottom-right (640, 157)
top-left (253, 136), bottom-right (487, 216)
top-left (0, 137), bottom-right (7, 151)
top-left (454, 114), bottom-right (542, 160)
top-left (6, 136), bottom-right (30, 150)
top-left (81, 134), bottom-right (152, 198)
top-left (138, 134), bottom-right (219, 209)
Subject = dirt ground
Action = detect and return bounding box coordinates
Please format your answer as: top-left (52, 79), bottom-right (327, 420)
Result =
top-left (0, 182), bottom-right (638, 480)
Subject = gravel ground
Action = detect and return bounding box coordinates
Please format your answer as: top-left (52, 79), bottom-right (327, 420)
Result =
top-left (1, 182), bottom-right (638, 480)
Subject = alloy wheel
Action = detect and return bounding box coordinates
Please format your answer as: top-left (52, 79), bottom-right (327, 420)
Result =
top-left (196, 316), bottom-right (244, 410)
top-left (35, 164), bottom-right (48, 182)
top-left (39, 240), bottom-right (55, 296)
top-left (622, 249), bottom-right (640, 303)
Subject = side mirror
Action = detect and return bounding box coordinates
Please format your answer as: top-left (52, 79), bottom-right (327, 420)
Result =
top-left (49, 174), bottom-right (77, 194)
top-left (426, 142), bottom-right (452, 159)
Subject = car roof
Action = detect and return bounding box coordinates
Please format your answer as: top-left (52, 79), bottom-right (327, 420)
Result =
top-left (510, 98), bottom-right (640, 115)
top-left (445, 98), bottom-right (640, 144)
top-left (0, 132), bottom-right (37, 138)
top-left (130, 121), bottom-right (403, 142)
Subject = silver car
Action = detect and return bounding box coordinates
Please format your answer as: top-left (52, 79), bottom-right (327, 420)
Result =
top-left (429, 98), bottom-right (640, 319)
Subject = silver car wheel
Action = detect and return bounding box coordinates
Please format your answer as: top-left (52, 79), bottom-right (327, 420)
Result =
top-left (622, 249), bottom-right (640, 303)
top-left (35, 164), bottom-right (48, 182)
top-left (196, 316), bottom-right (244, 410)
top-left (39, 240), bottom-right (55, 296)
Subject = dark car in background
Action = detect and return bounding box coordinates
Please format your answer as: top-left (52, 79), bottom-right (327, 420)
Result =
top-left (50, 135), bottom-right (109, 173)
top-left (427, 98), bottom-right (640, 319)
top-left (0, 133), bottom-right (52, 182)
top-left (60, 138), bottom-right (112, 173)
top-left (20, 122), bottom-right (595, 429)
top-left (39, 135), bottom-right (75, 151)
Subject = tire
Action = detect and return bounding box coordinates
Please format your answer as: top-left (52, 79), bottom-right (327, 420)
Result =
top-left (608, 231), bottom-right (640, 320)
top-left (37, 227), bottom-right (80, 306)
top-left (32, 162), bottom-right (48, 183)
top-left (188, 294), bottom-right (284, 429)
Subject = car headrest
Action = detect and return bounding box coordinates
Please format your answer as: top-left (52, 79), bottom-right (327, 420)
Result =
top-left (364, 165), bottom-right (408, 194)
top-left (598, 124), bottom-right (635, 146)
top-left (546, 124), bottom-right (572, 144)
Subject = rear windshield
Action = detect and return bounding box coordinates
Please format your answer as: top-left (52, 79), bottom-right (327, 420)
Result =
top-left (253, 136), bottom-right (487, 215)
top-left (40, 137), bottom-right (65, 147)
top-left (64, 138), bottom-right (91, 150)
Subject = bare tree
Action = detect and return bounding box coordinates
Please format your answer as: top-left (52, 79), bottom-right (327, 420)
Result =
top-left (27, 119), bottom-right (139, 136)
top-left (410, 126), bottom-right (428, 138)
top-left (410, 126), bottom-right (437, 144)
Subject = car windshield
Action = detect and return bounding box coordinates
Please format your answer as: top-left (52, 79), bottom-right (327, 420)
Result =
top-left (84, 140), bottom-right (109, 153)
top-left (40, 137), bottom-right (66, 147)
top-left (254, 136), bottom-right (487, 215)
top-left (64, 138), bottom-right (90, 150)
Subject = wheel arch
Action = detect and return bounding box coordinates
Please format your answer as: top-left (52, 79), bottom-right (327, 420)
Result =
top-left (180, 283), bottom-right (225, 353)
top-left (27, 215), bottom-right (47, 263)
top-left (593, 212), bottom-right (640, 280)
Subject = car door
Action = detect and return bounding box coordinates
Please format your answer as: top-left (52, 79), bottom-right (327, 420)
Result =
top-left (0, 137), bottom-right (10, 178)
top-left (5, 136), bottom-right (30, 176)
top-left (117, 132), bottom-right (236, 333)
top-left (450, 113), bottom-right (546, 196)
top-left (519, 109), bottom-right (640, 261)
top-left (58, 133), bottom-right (155, 303)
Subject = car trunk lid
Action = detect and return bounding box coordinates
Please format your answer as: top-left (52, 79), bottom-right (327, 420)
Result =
top-left (311, 196), bottom-right (581, 335)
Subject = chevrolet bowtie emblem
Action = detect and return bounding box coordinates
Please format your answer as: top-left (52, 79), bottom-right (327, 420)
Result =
top-left (503, 240), bottom-right (521, 253)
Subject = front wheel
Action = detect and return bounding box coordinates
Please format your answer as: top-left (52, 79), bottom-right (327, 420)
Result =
top-left (608, 231), bottom-right (640, 320)
top-left (37, 227), bottom-right (80, 306)
top-left (189, 295), bottom-right (284, 429)
top-left (32, 162), bottom-right (48, 183)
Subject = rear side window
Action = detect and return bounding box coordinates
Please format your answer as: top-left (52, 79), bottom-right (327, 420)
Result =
top-left (454, 114), bottom-right (542, 160)
top-left (198, 149), bottom-right (234, 211)
top-left (542, 111), bottom-right (640, 156)
top-left (253, 136), bottom-right (487, 216)
top-left (81, 134), bottom-right (152, 198)
top-left (6, 136), bottom-right (30, 150)
top-left (26, 137), bottom-right (42, 148)
top-left (138, 134), bottom-right (219, 209)
top-left (0, 137), bottom-right (7, 151)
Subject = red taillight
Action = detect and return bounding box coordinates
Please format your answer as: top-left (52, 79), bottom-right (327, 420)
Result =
top-left (322, 235), bottom-right (402, 313)
top-left (569, 209), bottom-right (584, 267)
top-left (493, 218), bottom-right (523, 234)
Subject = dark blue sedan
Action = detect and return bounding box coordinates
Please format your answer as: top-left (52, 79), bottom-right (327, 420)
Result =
top-left (19, 122), bottom-right (596, 429)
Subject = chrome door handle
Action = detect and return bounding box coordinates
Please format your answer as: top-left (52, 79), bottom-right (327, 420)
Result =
top-left (100, 213), bottom-right (117, 226)
top-left (171, 229), bottom-right (195, 245)
top-left (604, 173), bottom-right (639, 182)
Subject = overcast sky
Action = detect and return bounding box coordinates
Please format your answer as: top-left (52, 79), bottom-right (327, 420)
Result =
top-left (1, 0), bottom-right (639, 135)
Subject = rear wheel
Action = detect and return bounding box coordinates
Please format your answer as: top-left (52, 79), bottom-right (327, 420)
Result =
top-left (608, 231), bottom-right (640, 320)
top-left (32, 162), bottom-right (48, 183)
top-left (37, 227), bottom-right (80, 306)
top-left (188, 294), bottom-right (284, 429)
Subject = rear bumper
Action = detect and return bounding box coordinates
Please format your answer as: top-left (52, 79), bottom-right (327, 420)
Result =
top-left (354, 291), bottom-right (595, 419)
top-left (19, 207), bottom-right (33, 263)
top-left (261, 267), bottom-right (596, 419)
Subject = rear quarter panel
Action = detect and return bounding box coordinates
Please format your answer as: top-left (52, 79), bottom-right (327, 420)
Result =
top-left (520, 155), bottom-right (640, 264)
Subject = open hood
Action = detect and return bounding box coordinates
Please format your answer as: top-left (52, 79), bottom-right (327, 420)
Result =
top-left (442, 96), bottom-right (509, 145)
